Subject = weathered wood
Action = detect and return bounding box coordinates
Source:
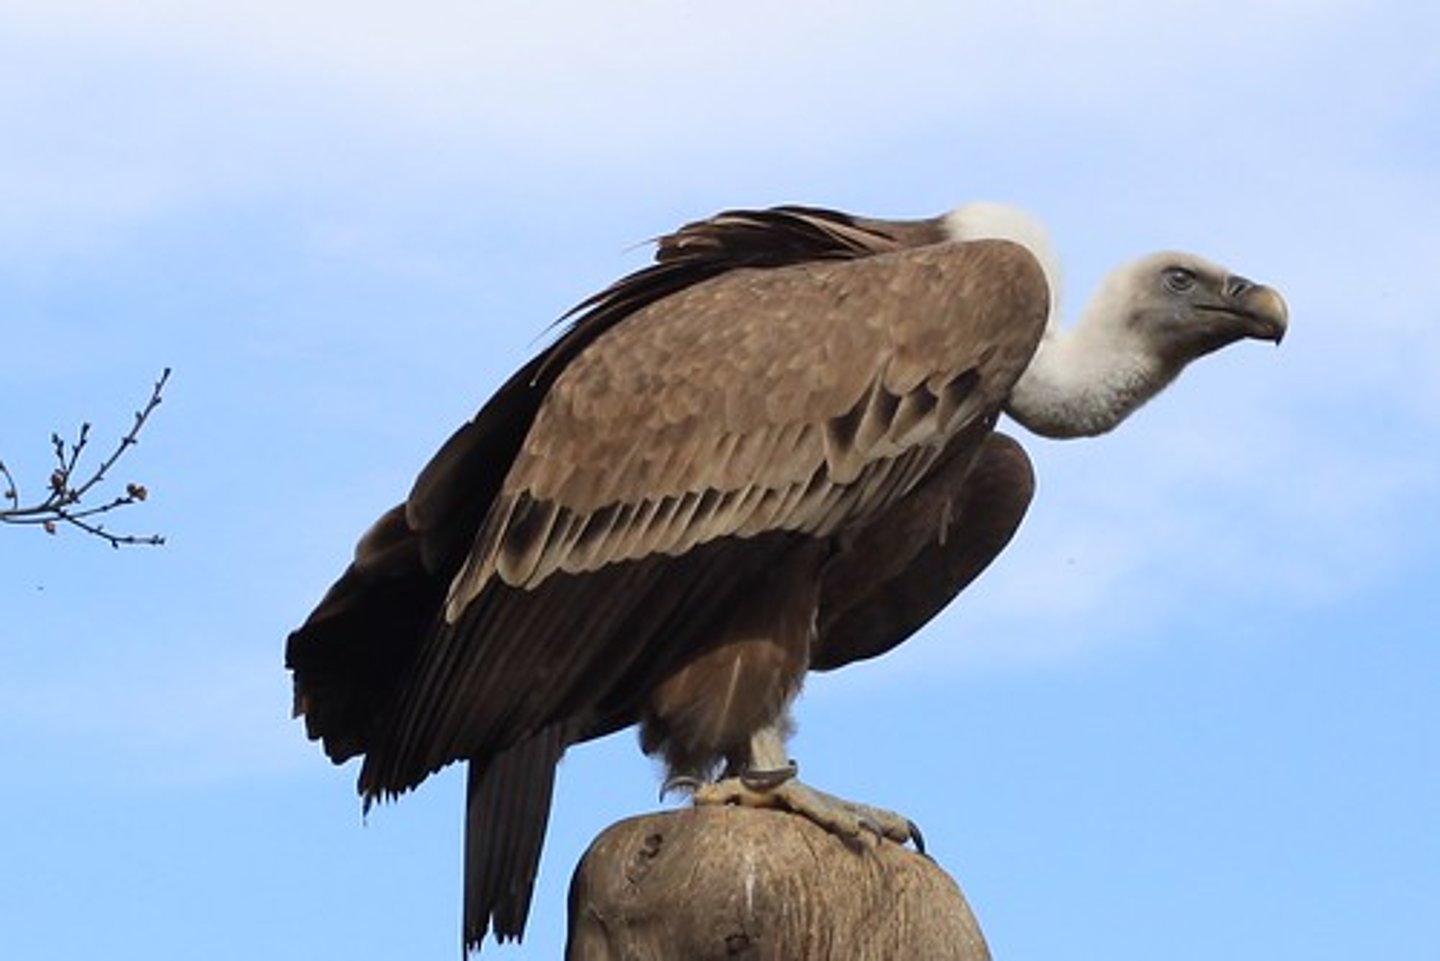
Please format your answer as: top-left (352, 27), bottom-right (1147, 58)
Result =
top-left (566, 806), bottom-right (990, 960)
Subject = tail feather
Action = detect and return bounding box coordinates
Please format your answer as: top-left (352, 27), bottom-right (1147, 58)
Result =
top-left (464, 725), bottom-right (567, 952)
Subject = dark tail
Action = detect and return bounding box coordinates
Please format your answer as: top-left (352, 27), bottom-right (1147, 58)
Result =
top-left (464, 724), bottom-right (568, 952)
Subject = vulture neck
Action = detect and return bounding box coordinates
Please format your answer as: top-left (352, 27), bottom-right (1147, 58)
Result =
top-left (1005, 292), bottom-right (1175, 439)
top-left (941, 203), bottom-right (1175, 440)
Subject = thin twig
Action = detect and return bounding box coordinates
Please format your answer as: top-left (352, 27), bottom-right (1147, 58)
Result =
top-left (0, 368), bottom-right (170, 548)
top-left (0, 459), bottom-right (20, 510)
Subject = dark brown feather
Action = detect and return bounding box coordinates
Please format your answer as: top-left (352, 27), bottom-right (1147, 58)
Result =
top-left (285, 505), bottom-right (443, 763)
top-left (465, 725), bottom-right (568, 947)
top-left (815, 431), bottom-right (1035, 670)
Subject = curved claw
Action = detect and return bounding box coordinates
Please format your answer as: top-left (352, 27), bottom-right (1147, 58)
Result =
top-left (855, 815), bottom-right (924, 853)
top-left (740, 760), bottom-right (798, 791)
top-left (659, 774), bottom-right (705, 801)
top-left (907, 819), bottom-right (927, 857)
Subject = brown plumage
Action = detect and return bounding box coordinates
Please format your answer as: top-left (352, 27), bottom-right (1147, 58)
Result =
top-left (285, 203), bottom-right (1286, 952)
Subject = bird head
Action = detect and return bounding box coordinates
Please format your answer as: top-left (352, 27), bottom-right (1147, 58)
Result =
top-left (1115, 251), bottom-right (1288, 367)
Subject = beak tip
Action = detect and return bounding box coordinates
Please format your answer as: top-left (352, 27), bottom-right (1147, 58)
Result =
top-left (1249, 285), bottom-right (1288, 347)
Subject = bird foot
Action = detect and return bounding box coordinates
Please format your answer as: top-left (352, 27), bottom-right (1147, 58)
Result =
top-left (692, 775), bottom-right (924, 853)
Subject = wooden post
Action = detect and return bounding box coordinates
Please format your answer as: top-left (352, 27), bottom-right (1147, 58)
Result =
top-left (566, 806), bottom-right (989, 960)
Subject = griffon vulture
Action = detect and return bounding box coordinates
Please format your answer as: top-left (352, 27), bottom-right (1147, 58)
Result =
top-left (286, 202), bottom-right (1287, 951)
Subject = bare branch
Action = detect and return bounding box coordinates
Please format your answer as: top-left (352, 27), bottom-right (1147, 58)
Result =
top-left (1, 368), bottom-right (171, 548)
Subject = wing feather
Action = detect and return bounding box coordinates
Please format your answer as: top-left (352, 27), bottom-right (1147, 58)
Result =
top-left (446, 240), bottom-right (1046, 617)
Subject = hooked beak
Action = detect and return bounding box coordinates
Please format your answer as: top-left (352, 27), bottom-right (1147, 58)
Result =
top-left (1221, 275), bottom-right (1289, 344)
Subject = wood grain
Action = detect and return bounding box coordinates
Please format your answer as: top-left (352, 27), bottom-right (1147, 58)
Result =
top-left (567, 806), bottom-right (990, 961)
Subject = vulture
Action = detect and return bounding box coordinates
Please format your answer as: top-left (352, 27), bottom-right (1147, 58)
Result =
top-left (286, 202), bottom-right (1287, 951)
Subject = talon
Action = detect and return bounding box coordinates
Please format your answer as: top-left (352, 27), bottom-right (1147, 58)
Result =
top-left (740, 760), bottom-right (798, 790)
top-left (660, 774), bottom-right (704, 801)
top-left (907, 819), bottom-right (927, 856)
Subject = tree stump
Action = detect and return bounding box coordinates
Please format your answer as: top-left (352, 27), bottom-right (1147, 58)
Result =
top-left (566, 805), bottom-right (989, 960)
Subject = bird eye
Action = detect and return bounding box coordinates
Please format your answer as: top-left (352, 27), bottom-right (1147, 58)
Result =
top-left (1163, 267), bottom-right (1197, 293)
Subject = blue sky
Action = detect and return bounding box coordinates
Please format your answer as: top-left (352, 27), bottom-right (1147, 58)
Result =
top-left (1, 2), bottom-right (1436, 958)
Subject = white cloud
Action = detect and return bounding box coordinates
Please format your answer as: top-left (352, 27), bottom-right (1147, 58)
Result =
top-left (28, 2), bottom-right (1362, 107)
top-left (0, 1), bottom-right (1383, 166)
